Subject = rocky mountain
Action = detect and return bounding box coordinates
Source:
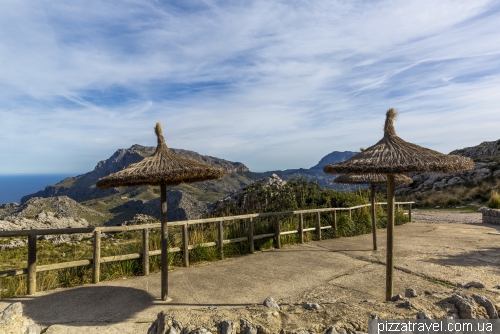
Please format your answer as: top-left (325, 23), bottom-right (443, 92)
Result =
top-left (309, 151), bottom-right (358, 170)
top-left (21, 145), bottom-right (250, 204)
top-left (449, 139), bottom-right (500, 160)
top-left (15, 145), bottom-right (260, 226)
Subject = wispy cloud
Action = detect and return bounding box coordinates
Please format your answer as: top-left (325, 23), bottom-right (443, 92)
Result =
top-left (1, 0), bottom-right (499, 173)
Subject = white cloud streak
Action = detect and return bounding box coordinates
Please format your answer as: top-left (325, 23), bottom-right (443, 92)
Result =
top-left (0, 0), bottom-right (499, 173)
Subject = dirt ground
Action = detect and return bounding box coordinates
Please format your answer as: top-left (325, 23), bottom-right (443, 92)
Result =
top-left (2, 210), bottom-right (500, 334)
top-left (411, 209), bottom-right (482, 224)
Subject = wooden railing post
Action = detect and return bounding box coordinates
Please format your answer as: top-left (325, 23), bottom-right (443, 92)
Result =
top-left (142, 228), bottom-right (149, 276)
top-left (316, 212), bottom-right (321, 240)
top-left (218, 221), bottom-right (224, 259)
top-left (299, 213), bottom-right (304, 243)
top-left (182, 223), bottom-right (189, 267)
top-left (275, 215), bottom-right (281, 249)
top-left (409, 203), bottom-right (412, 222)
top-left (349, 208), bottom-right (352, 220)
top-left (93, 230), bottom-right (101, 284)
top-left (333, 210), bottom-right (337, 231)
top-left (248, 217), bottom-right (254, 254)
top-left (27, 234), bottom-right (37, 295)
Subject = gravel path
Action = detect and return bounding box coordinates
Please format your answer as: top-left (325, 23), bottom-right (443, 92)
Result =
top-left (412, 209), bottom-right (482, 224)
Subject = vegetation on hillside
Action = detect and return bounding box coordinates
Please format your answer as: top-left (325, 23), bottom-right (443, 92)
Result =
top-left (399, 175), bottom-right (500, 209)
top-left (209, 177), bottom-right (371, 217)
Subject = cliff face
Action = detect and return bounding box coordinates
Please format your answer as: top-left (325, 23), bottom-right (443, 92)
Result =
top-left (21, 145), bottom-right (250, 203)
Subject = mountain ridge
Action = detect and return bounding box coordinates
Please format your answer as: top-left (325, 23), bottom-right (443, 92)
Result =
top-left (21, 145), bottom-right (250, 204)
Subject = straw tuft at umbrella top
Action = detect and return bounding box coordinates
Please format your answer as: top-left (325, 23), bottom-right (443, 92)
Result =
top-left (323, 108), bottom-right (474, 175)
top-left (96, 122), bottom-right (226, 189)
top-left (334, 173), bottom-right (413, 185)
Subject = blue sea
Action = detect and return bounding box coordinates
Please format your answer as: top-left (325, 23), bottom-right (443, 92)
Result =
top-left (0, 174), bottom-right (77, 205)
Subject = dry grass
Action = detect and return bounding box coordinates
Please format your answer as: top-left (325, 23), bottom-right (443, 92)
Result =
top-left (487, 190), bottom-right (500, 209)
top-left (400, 177), bottom-right (500, 209)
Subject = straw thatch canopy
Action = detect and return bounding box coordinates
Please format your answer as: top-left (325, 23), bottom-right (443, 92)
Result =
top-left (334, 173), bottom-right (413, 185)
top-left (323, 108), bottom-right (474, 175)
top-left (96, 123), bottom-right (226, 189)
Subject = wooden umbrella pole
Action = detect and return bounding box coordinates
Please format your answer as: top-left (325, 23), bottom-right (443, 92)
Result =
top-left (386, 174), bottom-right (395, 301)
top-left (161, 183), bottom-right (169, 301)
top-left (370, 184), bottom-right (377, 251)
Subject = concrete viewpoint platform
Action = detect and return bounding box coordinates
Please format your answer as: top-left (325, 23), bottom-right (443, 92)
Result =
top-left (1, 220), bottom-right (499, 333)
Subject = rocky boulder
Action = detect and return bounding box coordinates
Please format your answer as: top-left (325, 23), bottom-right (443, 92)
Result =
top-left (0, 302), bottom-right (41, 334)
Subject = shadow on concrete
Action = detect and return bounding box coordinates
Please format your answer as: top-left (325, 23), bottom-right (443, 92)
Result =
top-left (480, 222), bottom-right (500, 233)
top-left (425, 247), bottom-right (500, 272)
top-left (19, 286), bottom-right (154, 326)
top-left (163, 303), bottom-right (253, 307)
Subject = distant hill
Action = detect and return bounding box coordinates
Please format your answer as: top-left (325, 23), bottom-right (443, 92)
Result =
top-left (262, 151), bottom-right (359, 190)
top-left (309, 151), bottom-right (359, 170)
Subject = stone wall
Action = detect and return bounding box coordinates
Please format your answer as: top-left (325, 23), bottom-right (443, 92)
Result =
top-left (482, 208), bottom-right (500, 225)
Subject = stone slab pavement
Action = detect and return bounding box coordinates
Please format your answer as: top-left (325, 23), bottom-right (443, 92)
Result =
top-left (1, 221), bottom-right (499, 333)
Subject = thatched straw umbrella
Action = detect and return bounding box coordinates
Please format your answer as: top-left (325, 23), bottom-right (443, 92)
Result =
top-left (333, 173), bottom-right (413, 251)
top-left (96, 122), bottom-right (226, 301)
top-left (324, 108), bottom-right (473, 301)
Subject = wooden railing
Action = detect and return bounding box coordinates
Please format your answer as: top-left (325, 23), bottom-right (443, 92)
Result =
top-left (0, 202), bottom-right (413, 295)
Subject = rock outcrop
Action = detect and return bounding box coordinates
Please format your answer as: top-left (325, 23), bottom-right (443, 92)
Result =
top-left (391, 139), bottom-right (500, 197)
top-left (211, 174), bottom-right (286, 213)
top-left (1, 196), bottom-right (103, 222)
top-left (141, 190), bottom-right (211, 222)
top-left (0, 197), bottom-right (99, 249)
top-left (450, 139), bottom-right (500, 159)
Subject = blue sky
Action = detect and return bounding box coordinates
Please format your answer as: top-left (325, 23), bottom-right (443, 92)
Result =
top-left (1, 0), bottom-right (500, 174)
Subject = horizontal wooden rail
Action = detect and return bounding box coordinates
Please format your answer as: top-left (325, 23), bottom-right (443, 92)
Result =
top-left (0, 227), bottom-right (94, 237)
top-left (38, 260), bottom-right (91, 272)
top-left (253, 233), bottom-right (275, 240)
top-left (281, 230), bottom-right (299, 235)
top-left (0, 201), bottom-right (413, 295)
top-left (0, 269), bottom-right (26, 278)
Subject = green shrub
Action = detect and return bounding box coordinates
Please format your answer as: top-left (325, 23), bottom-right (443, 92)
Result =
top-left (337, 214), bottom-right (355, 237)
top-left (395, 208), bottom-right (409, 225)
